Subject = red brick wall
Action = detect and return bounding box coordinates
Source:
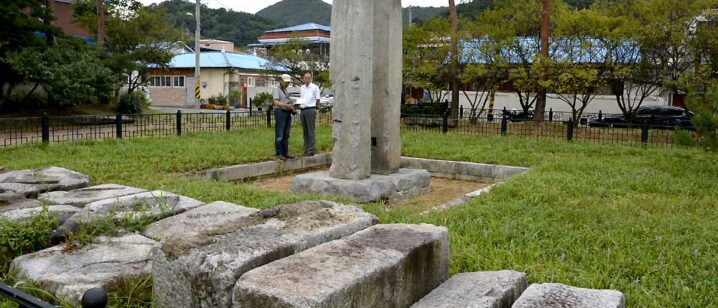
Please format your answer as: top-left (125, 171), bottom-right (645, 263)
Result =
top-left (54, 2), bottom-right (90, 37)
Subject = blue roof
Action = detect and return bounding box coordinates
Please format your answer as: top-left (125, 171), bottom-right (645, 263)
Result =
top-left (460, 37), bottom-right (641, 65)
top-left (169, 51), bottom-right (287, 71)
top-left (266, 23), bottom-right (331, 33)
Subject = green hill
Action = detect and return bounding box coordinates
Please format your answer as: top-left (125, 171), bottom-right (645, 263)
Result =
top-left (151, 0), bottom-right (278, 47)
top-left (256, 0), bottom-right (331, 27)
top-left (405, 6), bottom-right (448, 25)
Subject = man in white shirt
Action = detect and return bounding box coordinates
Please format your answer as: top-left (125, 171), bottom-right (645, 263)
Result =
top-left (298, 72), bottom-right (321, 156)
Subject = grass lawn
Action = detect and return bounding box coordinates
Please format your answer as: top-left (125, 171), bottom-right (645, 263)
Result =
top-left (1, 127), bottom-right (716, 307)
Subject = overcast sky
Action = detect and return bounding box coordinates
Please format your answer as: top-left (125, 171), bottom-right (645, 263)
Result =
top-left (139, 0), bottom-right (452, 14)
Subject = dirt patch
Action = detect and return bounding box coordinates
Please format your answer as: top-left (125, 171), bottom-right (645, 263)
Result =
top-left (250, 170), bottom-right (488, 212)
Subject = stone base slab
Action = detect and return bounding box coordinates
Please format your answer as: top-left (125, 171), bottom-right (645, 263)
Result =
top-left (411, 271), bottom-right (527, 308)
top-left (513, 283), bottom-right (625, 308)
top-left (233, 224), bottom-right (449, 308)
top-left (291, 168), bottom-right (431, 203)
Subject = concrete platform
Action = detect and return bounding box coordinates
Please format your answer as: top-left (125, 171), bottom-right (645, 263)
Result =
top-left (291, 168), bottom-right (431, 203)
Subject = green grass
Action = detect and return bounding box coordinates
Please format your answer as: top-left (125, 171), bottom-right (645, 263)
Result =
top-left (1, 128), bottom-right (717, 307)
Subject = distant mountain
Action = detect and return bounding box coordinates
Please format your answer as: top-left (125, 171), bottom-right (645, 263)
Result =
top-left (256, 0), bottom-right (331, 27)
top-left (256, 0), bottom-right (447, 28)
top-left (405, 6), bottom-right (448, 25)
top-left (152, 0), bottom-right (278, 47)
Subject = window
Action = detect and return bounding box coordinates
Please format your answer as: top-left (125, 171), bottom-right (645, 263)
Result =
top-left (247, 77), bottom-right (255, 87)
top-left (149, 75), bottom-right (182, 87)
top-left (255, 78), bottom-right (267, 87)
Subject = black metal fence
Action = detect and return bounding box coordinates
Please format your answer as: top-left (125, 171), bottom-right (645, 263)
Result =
top-left (0, 109), bottom-right (334, 148)
top-left (0, 107), bottom-right (697, 148)
top-left (401, 107), bottom-right (697, 148)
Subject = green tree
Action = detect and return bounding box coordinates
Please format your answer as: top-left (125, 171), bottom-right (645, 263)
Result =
top-left (0, 0), bottom-right (61, 105)
top-left (403, 18), bottom-right (452, 104)
top-left (459, 21), bottom-right (506, 122)
top-left (73, 0), bottom-right (178, 94)
top-left (6, 42), bottom-right (117, 107)
top-left (265, 38), bottom-right (330, 92)
top-left (478, 0), bottom-right (566, 114)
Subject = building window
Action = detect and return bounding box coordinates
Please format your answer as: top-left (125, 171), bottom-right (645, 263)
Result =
top-left (247, 77), bottom-right (255, 87)
top-left (174, 76), bottom-right (185, 87)
top-left (255, 78), bottom-right (267, 87)
top-left (150, 75), bottom-right (181, 87)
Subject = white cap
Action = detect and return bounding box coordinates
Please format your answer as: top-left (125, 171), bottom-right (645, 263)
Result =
top-left (281, 74), bottom-right (292, 82)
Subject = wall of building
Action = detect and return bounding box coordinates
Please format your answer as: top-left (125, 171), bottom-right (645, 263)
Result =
top-left (440, 91), bottom-right (670, 115)
top-left (54, 1), bottom-right (90, 37)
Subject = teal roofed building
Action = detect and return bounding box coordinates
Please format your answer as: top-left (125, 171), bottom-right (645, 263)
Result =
top-left (146, 50), bottom-right (287, 108)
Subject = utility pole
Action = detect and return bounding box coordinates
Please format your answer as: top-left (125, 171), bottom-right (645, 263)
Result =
top-left (96, 0), bottom-right (104, 50)
top-left (448, 0), bottom-right (459, 121)
top-left (194, 0), bottom-right (201, 105)
top-left (534, 0), bottom-right (551, 122)
top-left (408, 6), bottom-right (412, 27)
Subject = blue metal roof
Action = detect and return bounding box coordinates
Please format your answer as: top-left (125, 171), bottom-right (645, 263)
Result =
top-left (266, 23), bottom-right (331, 33)
top-left (460, 37), bottom-right (641, 65)
top-left (169, 51), bottom-right (287, 71)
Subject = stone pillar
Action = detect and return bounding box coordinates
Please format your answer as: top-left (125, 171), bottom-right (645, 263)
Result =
top-left (371, 0), bottom-right (403, 175)
top-left (329, 0), bottom-right (374, 180)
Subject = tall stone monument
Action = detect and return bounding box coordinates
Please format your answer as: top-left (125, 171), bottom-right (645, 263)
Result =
top-left (291, 0), bottom-right (431, 203)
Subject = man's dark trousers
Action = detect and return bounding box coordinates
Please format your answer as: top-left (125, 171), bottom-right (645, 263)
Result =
top-left (300, 108), bottom-right (316, 155)
top-left (274, 109), bottom-right (292, 156)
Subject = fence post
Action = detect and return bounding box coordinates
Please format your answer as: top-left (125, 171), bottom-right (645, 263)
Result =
top-left (225, 110), bottom-right (231, 131)
top-left (249, 98), bottom-right (253, 115)
top-left (267, 106), bottom-right (272, 128)
top-left (41, 113), bottom-right (49, 143)
top-left (598, 110), bottom-right (603, 121)
top-left (176, 110), bottom-right (182, 136)
top-left (567, 118), bottom-right (574, 141)
top-left (641, 123), bottom-right (649, 144)
top-left (442, 108), bottom-right (449, 133)
top-left (115, 114), bottom-right (122, 139)
top-left (501, 114), bottom-right (508, 136)
top-left (549, 108), bottom-right (553, 122)
top-left (459, 105), bottom-right (463, 119)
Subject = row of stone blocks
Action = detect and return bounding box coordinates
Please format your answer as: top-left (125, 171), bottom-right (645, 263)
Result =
top-left (3, 167), bottom-right (625, 307)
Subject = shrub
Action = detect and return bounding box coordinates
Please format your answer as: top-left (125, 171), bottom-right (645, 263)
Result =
top-left (252, 92), bottom-right (273, 109)
top-left (0, 211), bottom-right (59, 272)
top-left (117, 91), bottom-right (146, 114)
top-left (687, 81), bottom-right (718, 150)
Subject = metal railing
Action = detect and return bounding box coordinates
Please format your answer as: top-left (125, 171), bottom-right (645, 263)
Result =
top-left (0, 106), bottom-right (697, 149)
top-left (401, 107), bottom-right (697, 148)
top-left (0, 109), bottom-right (334, 148)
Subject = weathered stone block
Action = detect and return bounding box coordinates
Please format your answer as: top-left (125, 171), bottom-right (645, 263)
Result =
top-left (512, 283), bottom-right (625, 308)
top-left (1, 205), bottom-right (81, 223)
top-left (84, 190), bottom-right (203, 219)
top-left (38, 184), bottom-right (146, 207)
top-left (292, 169), bottom-right (431, 202)
top-left (152, 201), bottom-right (377, 308)
top-left (0, 167), bottom-right (89, 197)
top-left (0, 191), bottom-right (43, 212)
top-left (10, 234), bottom-right (158, 306)
top-left (233, 223), bottom-right (449, 308)
top-left (411, 271), bottom-right (527, 308)
top-left (143, 201), bottom-right (258, 242)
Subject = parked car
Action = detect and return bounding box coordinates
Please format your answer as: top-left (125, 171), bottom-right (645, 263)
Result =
top-left (588, 105), bottom-right (694, 129)
top-left (319, 94), bottom-right (334, 108)
top-left (502, 109), bottom-right (534, 122)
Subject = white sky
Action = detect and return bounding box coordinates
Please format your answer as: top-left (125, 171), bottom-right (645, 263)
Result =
top-left (139, 0), bottom-right (452, 14)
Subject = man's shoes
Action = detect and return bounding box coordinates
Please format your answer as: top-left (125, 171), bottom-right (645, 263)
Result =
top-left (303, 153), bottom-right (315, 157)
top-left (277, 155), bottom-right (288, 161)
